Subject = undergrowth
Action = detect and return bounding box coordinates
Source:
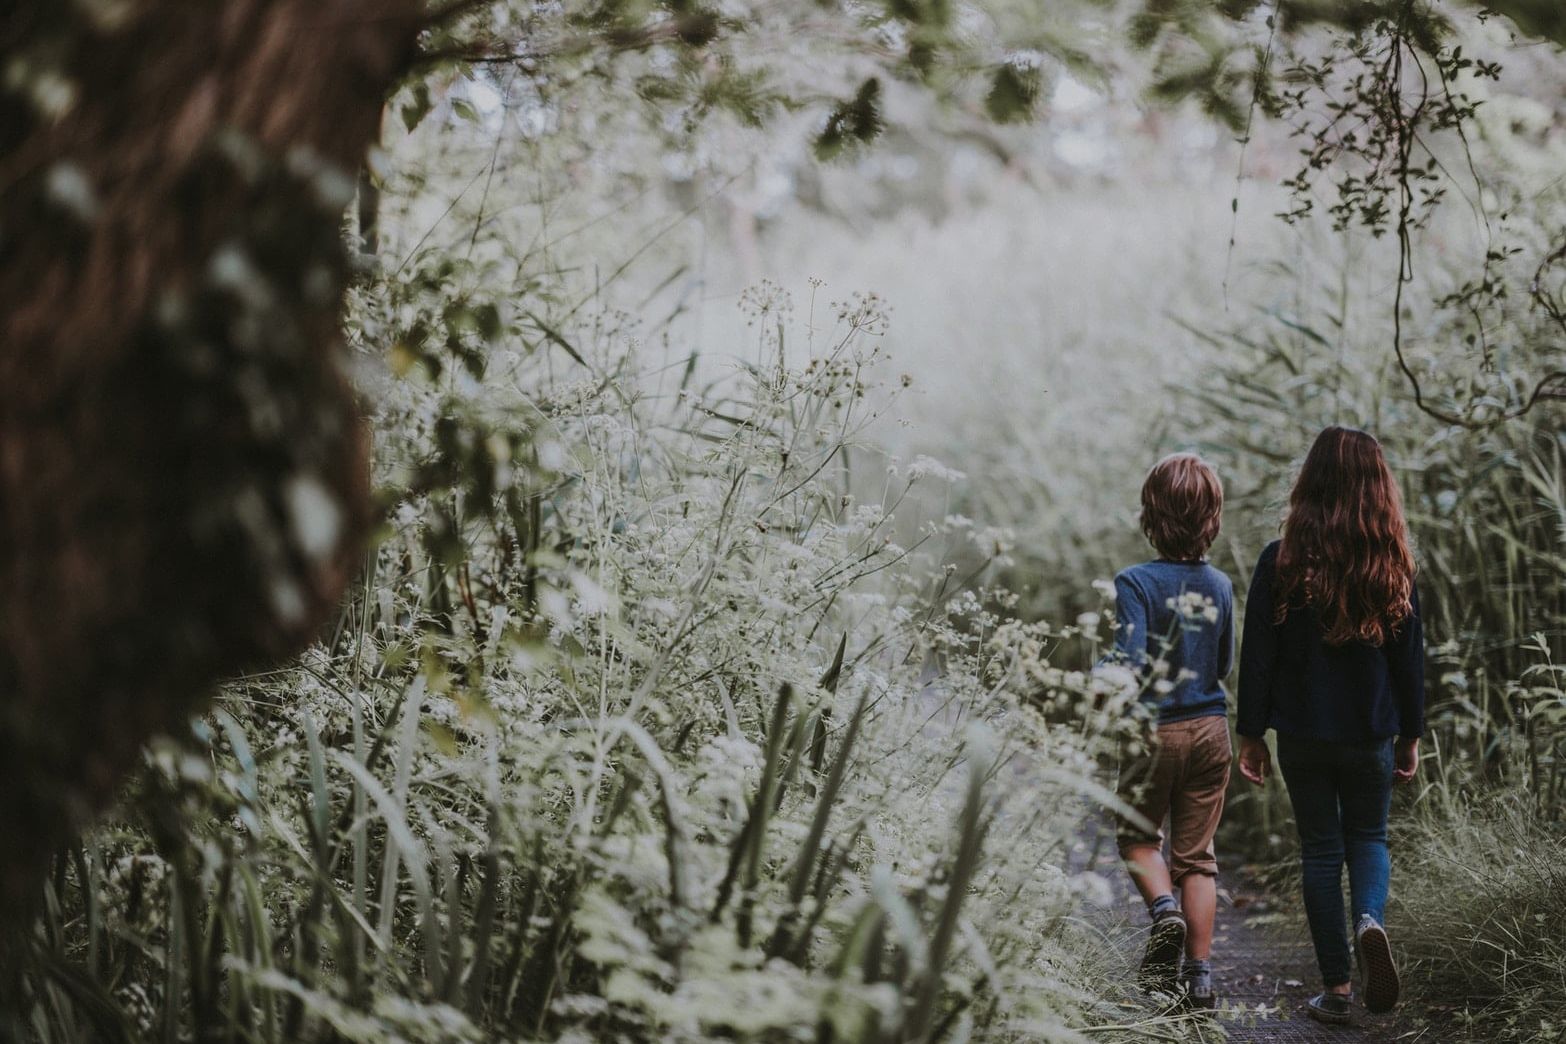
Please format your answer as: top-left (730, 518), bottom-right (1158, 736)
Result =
top-left (1182, 240), bottom-right (1566, 1041)
top-left (1395, 789), bottom-right (1566, 1042)
top-left (7, 277), bottom-right (1179, 1043)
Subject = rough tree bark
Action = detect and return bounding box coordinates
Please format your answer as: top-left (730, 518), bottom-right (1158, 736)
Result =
top-left (0, 1), bottom-right (426, 921)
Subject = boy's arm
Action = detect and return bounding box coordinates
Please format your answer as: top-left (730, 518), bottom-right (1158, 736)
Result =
top-left (1387, 582), bottom-right (1426, 739)
top-left (1216, 581), bottom-right (1235, 680)
top-left (1236, 550), bottom-right (1277, 738)
top-left (1111, 573), bottom-right (1149, 672)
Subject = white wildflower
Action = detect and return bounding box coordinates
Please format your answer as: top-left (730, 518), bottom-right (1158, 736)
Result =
top-left (1093, 663), bottom-right (1138, 697)
top-left (906, 454), bottom-right (967, 483)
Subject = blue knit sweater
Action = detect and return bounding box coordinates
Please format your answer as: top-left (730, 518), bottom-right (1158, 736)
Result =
top-left (1111, 560), bottom-right (1234, 724)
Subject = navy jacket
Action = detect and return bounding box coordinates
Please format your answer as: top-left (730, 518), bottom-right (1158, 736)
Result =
top-left (1111, 560), bottom-right (1234, 724)
top-left (1237, 541), bottom-right (1425, 743)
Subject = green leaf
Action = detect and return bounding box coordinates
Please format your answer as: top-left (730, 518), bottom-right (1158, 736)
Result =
top-left (1486, 0), bottom-right (1566, 46)
top-left (985, 61), bottom-right (1042, 124)
top-left (401, 84), bottom-right (433, 133)
top-left (815, 78), bottom-right (884, 162)
top-left (474, 302), bottom-right (502, 342)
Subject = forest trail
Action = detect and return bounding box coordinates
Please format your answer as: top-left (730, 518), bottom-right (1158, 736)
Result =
top-left (1075, 829), bottom-right (1429, 1043)
top-left (1203, 878), bottom-right (1421, 1042)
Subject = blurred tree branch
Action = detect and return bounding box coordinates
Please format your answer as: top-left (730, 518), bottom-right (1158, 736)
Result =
top-left (0, 0), bottom-right (424, 928)
top-left (1135, 0), bottom-right (1566, 425)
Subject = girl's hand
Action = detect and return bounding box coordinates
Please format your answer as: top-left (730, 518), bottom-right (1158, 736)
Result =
top-left (1238, 735), bottom-right (1271, 785)
top-left (1393, 737), bottom-right (1420, 783)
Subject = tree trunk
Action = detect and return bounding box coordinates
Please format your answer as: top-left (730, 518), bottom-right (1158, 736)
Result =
top-left (359, 164), bottom-right (384, 255)
top-left (0, 0), bottom-right (424, 920)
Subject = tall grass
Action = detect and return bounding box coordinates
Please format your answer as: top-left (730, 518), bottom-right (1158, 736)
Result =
top-left (1393, 789), bottom-right (1566, 1040)
top-left (5, 273), bottom-right (1176, 1042)
top-left (1171, 229), bottom-right (1566, 1039)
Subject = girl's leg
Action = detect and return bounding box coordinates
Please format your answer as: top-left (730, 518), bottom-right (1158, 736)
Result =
top-left (1276, 735), bottom-right (1353, 989)
top-left (1342, 739), bottom-right (1394, 924)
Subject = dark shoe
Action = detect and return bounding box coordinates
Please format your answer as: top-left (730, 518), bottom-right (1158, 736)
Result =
top-left (1137, 909), bottom-right (1186, 993)
top-left (1182, 978), bottom-right (1218, 1012)
top-left (1355, 915), bottom-right (1401, 1014)
top-left (1306, 991), bottom-right (1353, 1025)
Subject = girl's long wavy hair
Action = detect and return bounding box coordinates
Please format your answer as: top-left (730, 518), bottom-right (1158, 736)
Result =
top-left (1275, 426), bottom-right (1415, 646)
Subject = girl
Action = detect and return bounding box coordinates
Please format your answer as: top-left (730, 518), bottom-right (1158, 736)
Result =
top-left (1235, 427), bottom-right (1424, 1025)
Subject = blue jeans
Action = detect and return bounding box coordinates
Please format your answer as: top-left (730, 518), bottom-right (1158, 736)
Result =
top-left (1275, 734), bottom-right (1394, 987)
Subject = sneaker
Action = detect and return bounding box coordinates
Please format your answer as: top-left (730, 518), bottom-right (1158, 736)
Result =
top-left (1355, 915), bottom-right (1401, 1014)
top-left (1307, 991), bottom-right (1353, 1025)
top-left (1136, 909), bottom-right (1186, 993)
top-left (1182, 977), bottom-right (1218, 1012)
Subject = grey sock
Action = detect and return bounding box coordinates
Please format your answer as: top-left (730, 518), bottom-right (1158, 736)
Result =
top-left (1150, 893), bottom-right (1179, 918)
top-left (1184, 957), bottom-right (1212, 992)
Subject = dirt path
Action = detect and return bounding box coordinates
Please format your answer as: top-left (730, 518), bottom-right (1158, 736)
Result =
top-left (1074, 829), bottom-right (1427, 1042)
top-left (1206, 879), bottom-right (1417, 1042)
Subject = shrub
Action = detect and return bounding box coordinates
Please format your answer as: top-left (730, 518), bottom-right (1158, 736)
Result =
top-left (1394, 791), bottom-right (1566, 1042)
top-left (9, 279), bottom-right (1164, 1043)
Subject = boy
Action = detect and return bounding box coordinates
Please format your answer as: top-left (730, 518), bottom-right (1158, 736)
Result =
top-left (1108, 452), bottom-right (1234, 1009)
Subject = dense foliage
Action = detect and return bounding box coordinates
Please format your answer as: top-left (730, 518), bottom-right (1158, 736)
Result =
top-left (6, 1), bottom-right (1566, 1042)
top-left (1184, 244), bottom-right (1566, 1040)
top-left (12, 274), bottom-right (1168, 1041)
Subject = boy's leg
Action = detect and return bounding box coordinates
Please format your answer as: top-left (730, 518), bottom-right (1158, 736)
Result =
top-left (1116, 733), bottom-right (1176, 912)
top-left (1122, 843), bottom-right (1175, 910)
top-left (1275, 734), bottom-right (1353, 992)
top-left (1167, 716), bottom-right (1230, 1009)
top-left (1167, 716), bottom-right (1229, 952)
top-left (1180, 873), bottom-right (1216, 959)
top-left (1117, 733), bottom-right (1184, 991)
top-left (1125, 843), bottom-right (1186, 993)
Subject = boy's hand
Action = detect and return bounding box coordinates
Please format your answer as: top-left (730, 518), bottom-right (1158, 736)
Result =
top-left (1393, 737), bottom-right (1420, 783)
top-left (1238, 735), bottom-right (1271, 785)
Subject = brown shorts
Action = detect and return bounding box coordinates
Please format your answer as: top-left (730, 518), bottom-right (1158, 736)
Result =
top-left (1116, 714), bottom-right (1231, 883)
